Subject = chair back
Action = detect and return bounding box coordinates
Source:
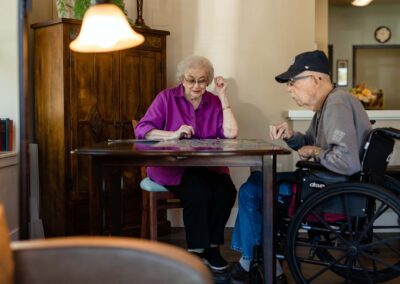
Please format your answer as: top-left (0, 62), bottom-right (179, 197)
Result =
top-left (132, 119), bottom-right (138, 138)
top-left (12, 237), bottom-right (213, 284)
top-left (0, 204), bottom-right (14, 284)
top-left (360, 128), bottom-right (400, 185)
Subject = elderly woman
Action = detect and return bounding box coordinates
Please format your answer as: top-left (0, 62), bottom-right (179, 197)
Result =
top-left (135, 55), bottom-right (238, 271)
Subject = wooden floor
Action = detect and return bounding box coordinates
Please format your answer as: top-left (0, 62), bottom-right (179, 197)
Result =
top-left (158, 227), bottom-right (400, 284)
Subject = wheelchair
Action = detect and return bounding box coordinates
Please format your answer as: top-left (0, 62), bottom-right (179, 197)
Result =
top-left (251, 127), bottom-right (400, 284)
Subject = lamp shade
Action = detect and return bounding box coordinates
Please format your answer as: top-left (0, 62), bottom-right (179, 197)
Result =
top-left (70, 3), bottom-right (144, 53)
top-left (351, 0), bottom-right (373, 7)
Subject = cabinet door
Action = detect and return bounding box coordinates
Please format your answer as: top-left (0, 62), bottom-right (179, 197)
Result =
top-left (69, 51), bottom-right (120, 203)
top-left (119, 49), bottom-right (162, 139)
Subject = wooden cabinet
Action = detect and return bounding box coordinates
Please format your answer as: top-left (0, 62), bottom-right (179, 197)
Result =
top-left (32, 19), bottom-right (169, 236)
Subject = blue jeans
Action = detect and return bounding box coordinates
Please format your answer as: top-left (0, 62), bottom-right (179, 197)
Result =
top-left (231, 171), bottom-right (295, 260)
top-left (231, 171), bottom-right (263, 260)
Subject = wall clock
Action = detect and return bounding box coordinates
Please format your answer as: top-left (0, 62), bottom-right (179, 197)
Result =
top-left (374, 26), bottom-right (391, 43)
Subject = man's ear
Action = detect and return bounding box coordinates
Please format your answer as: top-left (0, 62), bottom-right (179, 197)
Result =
top-left (312, 75), bottom-right (322, 86)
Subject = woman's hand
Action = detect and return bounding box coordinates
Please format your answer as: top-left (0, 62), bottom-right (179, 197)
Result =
top-left (213, 76), bottom-right (227, 99)
top-left (172, 125), bottom-right (195, 139)
top-left (298, 145), bottom-right (321, 161)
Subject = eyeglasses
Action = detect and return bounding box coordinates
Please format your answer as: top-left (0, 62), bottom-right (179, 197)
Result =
top-left (184, 77), bottom-right (208, 88)
top-left (286, 75), bottom-right (313, 87)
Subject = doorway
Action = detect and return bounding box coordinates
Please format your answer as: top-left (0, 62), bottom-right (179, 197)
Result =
top-left (353, 45), bottom-right (400, 109)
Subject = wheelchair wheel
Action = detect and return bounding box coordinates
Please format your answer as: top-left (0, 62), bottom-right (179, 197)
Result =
top-left (286, 183), bottom-right (400, 283)
top-left (384, 175), bottom-right (400, 196)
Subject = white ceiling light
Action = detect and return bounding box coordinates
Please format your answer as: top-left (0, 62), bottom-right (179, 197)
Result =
top-left (351, 0), bottom-right (373, 7)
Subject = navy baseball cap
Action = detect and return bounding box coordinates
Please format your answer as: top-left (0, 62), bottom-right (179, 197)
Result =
top-left (275, 50), bottom-right (330, 83)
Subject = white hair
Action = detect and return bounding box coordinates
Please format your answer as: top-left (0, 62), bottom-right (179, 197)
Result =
top-left (175, 55), bottom-right (214, 85)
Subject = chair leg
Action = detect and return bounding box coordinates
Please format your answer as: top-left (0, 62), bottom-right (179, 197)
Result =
top-left (141, 190), bottom-right (150, 239)
top-left (149, 192), bottom-right (158, 240)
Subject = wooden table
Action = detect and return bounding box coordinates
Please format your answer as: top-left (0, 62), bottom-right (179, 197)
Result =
top-left (76, 138), bottom-right (290, 284)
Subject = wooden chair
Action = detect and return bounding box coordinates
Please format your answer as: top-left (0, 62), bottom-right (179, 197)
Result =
top-left (132, 120), bottom-right (182, 240)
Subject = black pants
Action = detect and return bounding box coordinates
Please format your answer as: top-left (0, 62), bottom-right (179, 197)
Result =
top-left (166, 167), bottom-right (237, 249)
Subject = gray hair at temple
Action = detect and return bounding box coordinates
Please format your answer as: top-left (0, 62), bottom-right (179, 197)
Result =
top-left (176, 55), bottom-right (214, 85)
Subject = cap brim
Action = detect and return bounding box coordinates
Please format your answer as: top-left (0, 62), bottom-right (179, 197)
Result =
top-left (274, 69), bottom-right (302, 83)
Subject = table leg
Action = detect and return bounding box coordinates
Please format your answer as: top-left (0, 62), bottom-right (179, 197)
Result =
top-left (89, 156), bottom-right (102, 235)
top-left (262, 154), bottom-right (276, 284)
top-left (108, 166), bottom-right (122, 235)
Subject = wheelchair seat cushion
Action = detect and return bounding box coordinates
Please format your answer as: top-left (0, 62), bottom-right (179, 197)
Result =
top-left (300, 170), bottom-right (349, 201)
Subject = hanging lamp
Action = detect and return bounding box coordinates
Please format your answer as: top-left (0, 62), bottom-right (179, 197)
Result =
top-left (70, 1), bottom-right (144, 53)
top-left (351, 0), bottom-right (373, 7)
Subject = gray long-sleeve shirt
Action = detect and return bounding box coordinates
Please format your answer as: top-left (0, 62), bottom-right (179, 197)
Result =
top-left (286, 88), bottom-right (372, 175)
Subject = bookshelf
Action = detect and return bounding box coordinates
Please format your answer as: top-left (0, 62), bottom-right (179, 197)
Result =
top-left (0, 151), bottom-right (18, 240)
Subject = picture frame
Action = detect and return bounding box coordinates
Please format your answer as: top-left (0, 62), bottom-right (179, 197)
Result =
top-left (336, 59), bottom-right (348, 87)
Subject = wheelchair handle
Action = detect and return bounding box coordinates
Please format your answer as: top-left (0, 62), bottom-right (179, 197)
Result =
top-left (374, 127), bottom-right (400, 140)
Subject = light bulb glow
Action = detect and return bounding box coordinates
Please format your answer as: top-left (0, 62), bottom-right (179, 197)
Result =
top-left (351, 0), bottom-right (373, 7)
top-left (70, 4), bottom-right (144, 53)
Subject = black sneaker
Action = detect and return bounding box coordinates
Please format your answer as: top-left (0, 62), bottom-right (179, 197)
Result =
top-left (200, 247), bottom-right (229, 271)
top-left (276, 273), bottom-right (288, 284)
top-left (230, 262), bottom-right (249, 284)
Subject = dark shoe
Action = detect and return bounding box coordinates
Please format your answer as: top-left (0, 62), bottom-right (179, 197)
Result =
top-left (276, 273), bottom-right (288, 284)
top-left (230, 262), bottom-right (249, 284)
top-left (200, 247), bottom-right (229, 271)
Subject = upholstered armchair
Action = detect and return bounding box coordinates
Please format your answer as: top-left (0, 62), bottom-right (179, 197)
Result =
top-left (0, 205), bottom-right (212, 284)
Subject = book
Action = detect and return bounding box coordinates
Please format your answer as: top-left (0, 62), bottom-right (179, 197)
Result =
top-left (0, 118), bottom-right (13, 151)
top-left (5, 118), bottom-right (9, 151)
top-left (0, 119), bottom-right (6, 151)
top-left (8, 119), bottom-right (13, 151)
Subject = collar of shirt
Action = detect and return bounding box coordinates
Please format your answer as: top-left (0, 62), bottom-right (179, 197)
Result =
top-left (174, 84), bottom-right (211, 110)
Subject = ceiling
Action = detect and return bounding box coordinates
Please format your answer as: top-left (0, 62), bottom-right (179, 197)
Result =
top-left (329, 0), bottom-right (400, 5)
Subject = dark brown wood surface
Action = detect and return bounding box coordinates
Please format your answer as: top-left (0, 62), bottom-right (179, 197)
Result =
top-left (32, 19), bottom-right (169, 236)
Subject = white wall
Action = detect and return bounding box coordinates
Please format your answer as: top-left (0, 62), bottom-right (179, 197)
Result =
top-left (0, 0), bottom-right (19, 237)
top-left (0, 0), bottom-right (19, 150)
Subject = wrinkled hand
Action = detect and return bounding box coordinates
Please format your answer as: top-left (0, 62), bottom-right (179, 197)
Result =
top-left (213, 76), bottom-right (227, 99)
top-left (269, 122), bottom-right (293, 140)
top-left (173, 125), bottom-right (195, 139)
top-left (298, 145), bottom-right (320, 161)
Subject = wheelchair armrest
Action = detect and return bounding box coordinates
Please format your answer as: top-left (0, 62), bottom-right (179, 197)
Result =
top-left (295, 160), bottom-right (328, 171)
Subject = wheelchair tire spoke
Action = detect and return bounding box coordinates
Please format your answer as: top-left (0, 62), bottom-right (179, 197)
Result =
top-left (304, 252), bottom-right (348, 282)
top-left (308, 209), bottom-right (350, 245)
top-left (341, 195), bottom-right (354, 242)
top-left (295, 239), bottom-right (347, 252)
top-left (361, 234), bottom-right (400, 257)
top-left (357, 203), bottom-right (389, 242)
top-left (359, 250), bottom-right (400, 273)
top-left (356, 255), bottom-right (375, 284)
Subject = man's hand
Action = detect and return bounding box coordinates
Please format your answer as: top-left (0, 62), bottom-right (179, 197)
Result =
top-left (269, 122), bottom-right (293, 140)
top-left (298, 145), bottom-right (321, 161)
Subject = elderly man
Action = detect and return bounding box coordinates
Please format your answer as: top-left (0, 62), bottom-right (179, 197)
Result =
top-left (230, 50), bottom-right (371, 284)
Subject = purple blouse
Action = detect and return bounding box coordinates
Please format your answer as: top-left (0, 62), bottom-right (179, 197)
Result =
top-left (135, 84), bottom-right (229, 185)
